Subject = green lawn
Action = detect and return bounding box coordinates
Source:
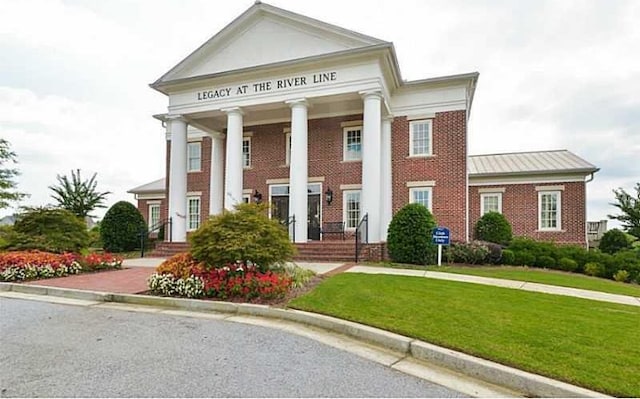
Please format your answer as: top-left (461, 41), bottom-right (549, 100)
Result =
top-left (370, 262), bottom-right (640, 298)
top-left (289, 274), bottom-right (640, 397)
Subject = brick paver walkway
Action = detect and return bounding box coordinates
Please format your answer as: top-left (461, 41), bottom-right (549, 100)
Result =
top-left (24, 267), bottom-right (154, 294)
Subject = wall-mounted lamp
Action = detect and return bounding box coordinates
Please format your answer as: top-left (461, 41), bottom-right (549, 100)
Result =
top-left (253, 189), bottom-right (263, 204)
top-left (325, 187), bottom-right (333, 205)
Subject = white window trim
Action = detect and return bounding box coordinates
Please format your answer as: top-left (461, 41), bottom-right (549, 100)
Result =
top-left (538, 190), bottom-right (562, 231)
top-left (242, 137), bottom-right (251, 169)
top-left (148, 204), bottom-right (161, 229)
top-left (187, 142), bottom-right (202, 172)
top-left (409, 119), bottom-right (433, 157)
top-left (285, 132), bottom-right (291, 166)
top-left (409, 187), bottom-right (433, 212)
top-left (187, 196), bottom-right (201, 232)
top-left (343, 126), bottom-right (363, 162)
top-left (343, 189), bottom-right (361, 230)
top-left (480, 192), bottom-right (503, 215)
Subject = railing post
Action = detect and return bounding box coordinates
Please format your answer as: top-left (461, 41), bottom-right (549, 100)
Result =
top-left (139, 229), bottom-right (146, 258)
top-left (168, 217), bottom-right (173, 242)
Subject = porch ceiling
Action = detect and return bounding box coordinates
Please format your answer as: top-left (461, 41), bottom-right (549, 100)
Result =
top-left (187, 92), bottom-right (363, 132)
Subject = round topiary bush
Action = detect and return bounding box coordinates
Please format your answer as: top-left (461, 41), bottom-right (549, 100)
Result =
top-left (513, 250), bottom-right (536, 266)
top-left (557, 257), bottom-right (578, 272)
top-left (584, 262), bottom-right (604, 277)
top-left (536, 255), bottom-right (556, 268)
top-left (387, 203), bottom-right (437, 265)
top-left (599, 228), bottom-right (631, 254)
top-left (10, 207), bottom-right (89, 253)
top-left (189, 203), bottom-right (294, 271)
top-left (474, 212), bottom-right (512, 245)
top-left (101, 201), bottom-right (146, 252)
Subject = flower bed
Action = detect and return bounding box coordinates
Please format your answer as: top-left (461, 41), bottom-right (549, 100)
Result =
top-left (0, 251), bottom-right (123, 282)
top-left (148, 253), bottom-right (299, 301)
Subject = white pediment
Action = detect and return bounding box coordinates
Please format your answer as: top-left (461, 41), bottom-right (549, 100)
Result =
top-left (156, 3), bottom-right (386, 85)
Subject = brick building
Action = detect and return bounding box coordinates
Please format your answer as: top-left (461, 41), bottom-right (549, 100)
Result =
top-left (129, 2), bottom-right (598, 253)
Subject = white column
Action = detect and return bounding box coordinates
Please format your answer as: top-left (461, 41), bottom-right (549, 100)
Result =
top-left (167, 115), bottom-right (188, 242)
top-left (380, 115), bottom-right (393, 241)
top-left (286, 99), bottom-right (309, 243)
top-left (209, 133), bottom-right (224, 215)
top-left (361, 91), bottom-right (382, 243)
top-left (222, 107), bottom-right (244, 210)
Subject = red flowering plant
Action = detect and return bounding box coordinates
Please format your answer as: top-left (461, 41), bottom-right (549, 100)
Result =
top-left (78, 252), bottom-right (123, 271)
top-left (193, 262), bottom-right (292, 300)
top-left (0, 251), bottom-right (81, 281)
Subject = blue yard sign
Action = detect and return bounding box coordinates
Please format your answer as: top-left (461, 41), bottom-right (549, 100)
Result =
top-left (432, 227), bottom-right (450, 245)
top-left (432, 227), bottom-right (450, 266)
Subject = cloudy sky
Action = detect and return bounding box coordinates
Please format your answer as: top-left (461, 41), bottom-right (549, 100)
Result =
top-left (1, 0), bottom-right (638, 225)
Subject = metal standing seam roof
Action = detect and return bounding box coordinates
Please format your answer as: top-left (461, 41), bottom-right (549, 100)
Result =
top-left (468, 150), bottom-right (599, 176)
top-left (127, 178), bottom-right (165, 194)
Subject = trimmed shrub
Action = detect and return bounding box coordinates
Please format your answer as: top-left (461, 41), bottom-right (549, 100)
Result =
top-left (509, 237), bottom-right (559, 261)
top-left (613, 270), bottom-right (629, 283)
top-left (8, 207), bottom-right (89, 253)
top-left (556, 245), bottom-right (590, 272)
top-left (501, 249), bottom-right (515, 265)
top-left (474, 212), bottom-right (512, 245)
top-left (387, 203), bottom-right (437, 265)
top-left (189, 203), bottom-right (294, 271)
top-left (101, 201), bottom-right (147, 252)
top-left (557, 257), bottom-right (578, 272)
top-left (599, 229), bottom-right (631, 254)
top-left (444, 242), bottom-right (490, 265)
top-left (513, 250), bottom-right (536, 266)
top-left (584, 262), bottom-right (605, 277)
top-left (606, 250), bottom-right (640, 282)
top-left (536, 255), bottom-right (556, 268)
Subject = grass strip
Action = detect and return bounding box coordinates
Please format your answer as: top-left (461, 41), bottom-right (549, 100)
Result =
top-left (289, 273), bottom-right (640, 397)
top-left (369, 262), bottom-right (640, 298)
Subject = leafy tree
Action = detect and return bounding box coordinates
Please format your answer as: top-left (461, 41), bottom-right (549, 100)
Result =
top-left (189, 203), bottom-right (294, 271)
top-left (0, 138), bottom-right (28, 209)
top-left (49, 169), bottom-right (111, 218)
top-left (608, 183), bottom-right (640, 238)
top-left (387, 203), bottom-right (438, 265)
top-left (100, 201), bottom-right (146, 252)
top-left (599, 228), bottom-right (631, 254)
top-left (2, 207), bottom-right (89, 253)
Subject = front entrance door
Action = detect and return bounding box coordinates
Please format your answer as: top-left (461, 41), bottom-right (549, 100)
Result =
top-left (308, 194), bottom-right (321, 240)
top-left (270, 183), bottom-right (322, 241)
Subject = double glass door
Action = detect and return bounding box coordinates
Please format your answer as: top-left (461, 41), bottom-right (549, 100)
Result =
top-left (270, 184), bottom-right (322, 241)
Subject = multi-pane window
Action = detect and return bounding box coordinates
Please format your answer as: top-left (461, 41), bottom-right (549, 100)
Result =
top-left (481, 193), bottom-right (502, 215)
top-left (187, 142), bottom-right (201, 172)
top-left (343, 127), bottom-right (362, 161)
top-left (344, 190), bottom-right (361, 229)
top-left (242, 195), bottom-right (250, 204)
top-left (409, 120), bottom-right (432, 156)
top-left (148, 204), bottom-right (160, 229)
top-left (409, 187), bottom-right (433, 211)
top-left (242, 138), bottom-right (251, 168)
top-left (187, 197), bottom-right (201, 231)
top-left (539, 191), bottom-right (561, 230)
top-left (285, 133), bottom-right (292, 165)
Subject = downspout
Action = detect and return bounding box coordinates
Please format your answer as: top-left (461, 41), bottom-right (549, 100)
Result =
top-left (584, 172), bottom-right (595, 248)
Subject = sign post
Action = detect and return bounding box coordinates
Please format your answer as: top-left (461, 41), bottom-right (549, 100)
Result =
top-left (432, 227), bottom-right (451, 266)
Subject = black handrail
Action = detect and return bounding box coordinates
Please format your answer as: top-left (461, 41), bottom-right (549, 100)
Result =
top-left (139, 217), bottom-right (172, 258)
top-left (355, 213), bottom-right (369, 263)
top-left (283, 215), bottom-right (296, 242)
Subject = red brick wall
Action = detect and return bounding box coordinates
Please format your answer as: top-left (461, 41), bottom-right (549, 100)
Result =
top-left (391, 111), bottom-right (467, 242)
top-left (154, 111), bottom-right (468, 241)
top-left (468, 182), bottom-right (587, 245)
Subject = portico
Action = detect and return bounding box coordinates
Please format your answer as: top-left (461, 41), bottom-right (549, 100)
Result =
top-left (161, 87), bottom-right (393, 244)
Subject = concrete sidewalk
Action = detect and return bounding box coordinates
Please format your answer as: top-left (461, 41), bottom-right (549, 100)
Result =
top-left (347, 265), bottom-right (640, 307)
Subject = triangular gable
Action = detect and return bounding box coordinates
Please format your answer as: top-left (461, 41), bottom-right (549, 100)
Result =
top-left (154, 2), bottom-right (387, 86)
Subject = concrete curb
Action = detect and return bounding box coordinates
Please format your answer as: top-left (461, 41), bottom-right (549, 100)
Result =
top-left (0, 282), bottom-right (609, 398)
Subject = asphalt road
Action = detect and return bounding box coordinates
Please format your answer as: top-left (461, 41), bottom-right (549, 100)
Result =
top-left (0, 298), bottom-right (462, 397)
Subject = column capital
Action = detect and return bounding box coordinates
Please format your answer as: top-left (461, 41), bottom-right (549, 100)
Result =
top-left (209, 131), bottom-right (226, 140)
top-left (359, 90), bottom-right (383, 100)
top-left (383, 114), bottom-right (395, 122)
top-left (285, 98), bottom-right (309, 108)
top-left (221, 107), bottom-right (244, 116)
top-left (166, 114), bottom-right (187, 122)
